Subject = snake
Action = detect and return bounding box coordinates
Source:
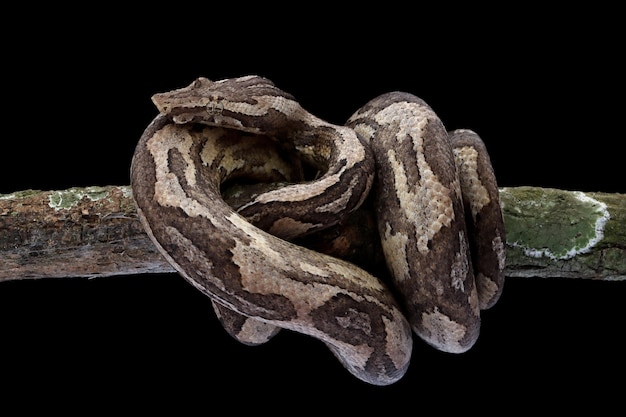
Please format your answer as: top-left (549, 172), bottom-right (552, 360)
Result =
top-left (130, 75), bottom-right (506, 386)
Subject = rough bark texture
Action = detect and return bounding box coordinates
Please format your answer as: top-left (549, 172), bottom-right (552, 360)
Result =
top-left (0, 186), bottom-right (172, 280)
top-left (0, 185), bottom-right (624, 281)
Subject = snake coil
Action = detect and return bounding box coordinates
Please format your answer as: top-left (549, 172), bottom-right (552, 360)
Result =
top-left (131, 75), bottom-right (506, 385)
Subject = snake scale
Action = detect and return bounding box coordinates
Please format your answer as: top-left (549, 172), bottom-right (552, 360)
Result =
top-left (130, 75), bottom-right (506, 385)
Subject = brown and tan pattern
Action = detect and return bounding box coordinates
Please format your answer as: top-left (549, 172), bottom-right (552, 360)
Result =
top-left (449, 129), bottom-right (506, 309)
top-left (130, 76), bottom-right (505, 385)
top-left (347, 93), bottom-right (481, 352)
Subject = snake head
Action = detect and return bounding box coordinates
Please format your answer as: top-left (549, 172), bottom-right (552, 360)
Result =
top-left (151, 75), bottom-right (299, 133)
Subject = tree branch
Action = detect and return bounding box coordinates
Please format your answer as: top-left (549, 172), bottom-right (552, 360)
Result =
top-left (1, 185), bottom-right (624, 282)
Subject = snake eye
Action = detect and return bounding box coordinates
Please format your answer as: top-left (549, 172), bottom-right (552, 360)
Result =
top-left (192, 77), bottom-right (213, 89)
top-left (206, 100), bottom-right (224, 114)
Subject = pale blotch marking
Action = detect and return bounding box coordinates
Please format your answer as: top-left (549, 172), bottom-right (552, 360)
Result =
top-left (383, 312), bottom-right (413, 370)
top-left (453, 145), bottom-right (491, 221)
top-left (468, 281), bottom-right (480, 316)
top-left (350, 122), bottom-right (376, 144)
top-left (325, 340), bottom-right (375, 377)
top-left (227, 212), bottom-right (287, 268)
top-left (374, 102), bottom-right (455, 254)
top-left (450, 231), bottom-right (470, 292)
top-left (381, 222), bottom-right (411, 283)
top-left (420, 307), bottom-right (468, 354)
top-left (476, 272), bottom-right (499, 308)
top-left (147, 127), bottom-right (214, 217)
top-left (473, 232), bottom-right (506, 307)
top-left (493, 231), bottom-right (506, 272)
top-left (198, 127), bottom-right (227, 167)
top-left (235, 316), bottom-right (278, 345)
top-left (299, 261), bottom-right (329, 277)
top-left (208, 135), bottom-right (251, 174)
top-left (268, 217), bottom-right (319, 240)
top-left (386, 148), bottom-right (453, 254)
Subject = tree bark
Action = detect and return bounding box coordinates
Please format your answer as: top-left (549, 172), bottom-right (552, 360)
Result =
top-left (0, 186), bottom-right (172, 280)
top-left (1, 185), bottom-right (624, 282)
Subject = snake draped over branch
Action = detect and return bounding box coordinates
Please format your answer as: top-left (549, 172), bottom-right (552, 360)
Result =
top-left (130, 75), bottom-right (506, 386)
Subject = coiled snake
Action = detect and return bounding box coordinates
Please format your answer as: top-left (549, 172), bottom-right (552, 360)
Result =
top-left (130, 75), bottom-right (506, 385)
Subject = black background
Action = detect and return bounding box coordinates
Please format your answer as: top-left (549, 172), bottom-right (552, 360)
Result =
top-left (2, 5), bottom-right (624, 413)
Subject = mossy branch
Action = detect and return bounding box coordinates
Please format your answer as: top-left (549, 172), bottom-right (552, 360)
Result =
top-left (0, 185), bottom-right (624, 282)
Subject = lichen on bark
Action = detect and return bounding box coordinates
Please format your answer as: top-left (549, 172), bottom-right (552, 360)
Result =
top-left (500, 187), bottom-right (625, 280)
top-left (500, 187), bottom-right (610, 259)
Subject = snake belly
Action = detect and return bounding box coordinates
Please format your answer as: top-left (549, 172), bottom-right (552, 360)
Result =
top-left (131, 75), bottom-right (506, 383)
top-left (131, 77), bottom-right (412, 386)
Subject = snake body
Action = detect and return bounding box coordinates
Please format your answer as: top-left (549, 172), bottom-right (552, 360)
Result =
top-left (130, 76), bottom-right (505, 385)
top-left (348, 94), bottom-right (481, 351)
